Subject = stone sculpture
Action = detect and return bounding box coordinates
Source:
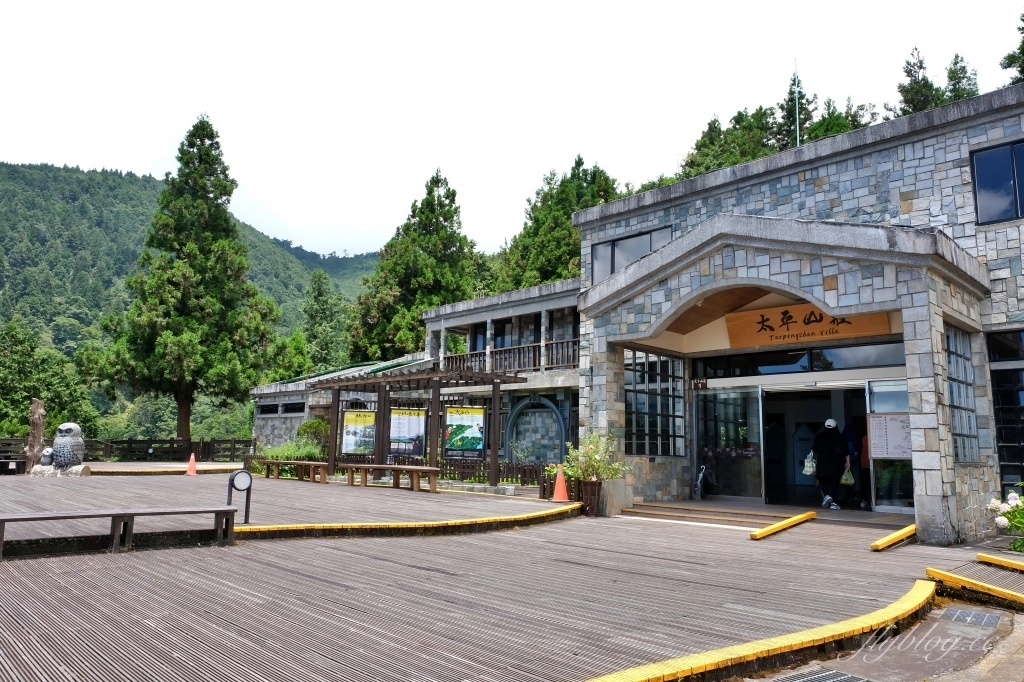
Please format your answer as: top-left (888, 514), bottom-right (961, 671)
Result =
top-left (30, 422), bottom-right (90, 477)
top-left (23, 398), bottom-right (45, 472)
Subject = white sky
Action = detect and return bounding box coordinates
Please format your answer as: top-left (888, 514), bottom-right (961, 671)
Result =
top-left (1, 2), bottom-right (1020, 256)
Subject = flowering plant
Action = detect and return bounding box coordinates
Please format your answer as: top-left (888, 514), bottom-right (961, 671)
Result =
top-left (563, 433), bottom-right (631, 482)
top-left (987, 489), bottom-right (1024, 552)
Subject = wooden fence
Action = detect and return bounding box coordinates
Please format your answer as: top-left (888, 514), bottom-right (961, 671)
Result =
top-left (334, 455), bottom-right (546, 486)
top-left (538, 473), bottom-right (583, 501)
top-left (0, 437), bottom-right (252, 463)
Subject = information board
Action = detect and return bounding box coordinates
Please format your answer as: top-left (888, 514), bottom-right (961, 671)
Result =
top-left (868, 413), bottom-right (911, 460)
top-left (341, 410), bottom-right (376, 455)
top-left (389, 409), bottom-right (426, 456)
top-left (444, 406), bottom-right (485, 459)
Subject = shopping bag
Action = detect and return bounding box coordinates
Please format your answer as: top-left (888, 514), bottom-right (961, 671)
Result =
top-left (802, 451), bottom-right (816, 476)
top-left (840, 468), bottom-right (855, 486)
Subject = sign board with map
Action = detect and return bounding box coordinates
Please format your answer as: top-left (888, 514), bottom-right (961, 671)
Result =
top-left (868, 413), bottom-right (912, 460)
top-left (341, 411), bottom-right (376, 455)
top-left (444, 406), bottom-right (486, 459)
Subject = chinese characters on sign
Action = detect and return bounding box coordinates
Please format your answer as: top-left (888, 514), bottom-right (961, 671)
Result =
top-left (725, 302), bottom-right (891, 349)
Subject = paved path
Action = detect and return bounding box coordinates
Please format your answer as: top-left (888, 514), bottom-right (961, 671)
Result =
top-left (0, 473), bottom-right (548, 540)
top-left (0, 512), bottom-right (978, 682)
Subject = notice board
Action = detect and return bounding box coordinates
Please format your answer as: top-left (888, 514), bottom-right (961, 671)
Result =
top-left (868, 413), bottom-right (911, 459)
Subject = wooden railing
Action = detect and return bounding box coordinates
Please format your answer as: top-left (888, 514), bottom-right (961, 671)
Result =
top-left (336, 455), bottom-right (546, 486)
top-left (539, 473), bottom-right (583, 501)
top-left (445, 350), bottom-right (486, 372)
top-left (493, 343), bottom-right (540, 372)
top-left (547, 338), bottom-right (580, 369)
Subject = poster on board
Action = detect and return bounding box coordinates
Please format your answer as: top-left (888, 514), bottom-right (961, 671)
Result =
top-left (390, 409), bottom-right (426, 457)
top-left (868, 413), bottom-right (912, 459)
top-left (444, 406), bottom-right (486, 459)
top-left (341, 411), bottom-right (376, 455)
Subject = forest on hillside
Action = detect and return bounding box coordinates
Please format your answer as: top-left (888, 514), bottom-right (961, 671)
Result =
top-left (0, 162), bottom-right (376, 346)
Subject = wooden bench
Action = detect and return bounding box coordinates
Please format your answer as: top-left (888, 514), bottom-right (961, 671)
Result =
top-left (341, 463), bottom-right (440, 493)
top-left (259, 460), bottom-right (329, 484)
top-left (0, 506), bottom-right (237, 560)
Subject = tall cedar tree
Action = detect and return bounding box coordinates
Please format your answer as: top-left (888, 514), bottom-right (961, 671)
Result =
top-left (302, 269), bottom-right (346, 371)
top-left (775, 74), bottom-right (818, 150)
top-left (886, 48), bottom-right (946, 118)
top-left (494, 156), bottom-right (618, 292)
top-left (346, 170), bottom-right (474, 361)
top-left (945, 54), bottom-right (979, 102)
top-left (90, 117), bottom-right (279, 442)
top-left (1001, 13), bottom-right (1024, 85)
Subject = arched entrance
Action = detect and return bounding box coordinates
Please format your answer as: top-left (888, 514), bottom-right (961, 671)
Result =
top-left (504, 394), bottom-right (566, 463)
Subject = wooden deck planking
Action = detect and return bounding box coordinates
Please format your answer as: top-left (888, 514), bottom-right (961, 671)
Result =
top-left (0, 515), bottom-right (975, 682)
top-left (0, 474), bottom-right (544, 541)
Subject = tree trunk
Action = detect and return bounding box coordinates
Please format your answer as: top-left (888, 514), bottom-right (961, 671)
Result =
top-left (176, 393), bottom-right (192, 447)
top-left (24, 398), bottom-right (46, 472)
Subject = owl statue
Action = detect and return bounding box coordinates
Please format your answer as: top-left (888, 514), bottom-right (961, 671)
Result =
top-left (51, 423), bottom-right (85, 469)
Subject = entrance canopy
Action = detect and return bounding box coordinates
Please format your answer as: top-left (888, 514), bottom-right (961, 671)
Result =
top-left (310, 364), bottom-right (527, 485)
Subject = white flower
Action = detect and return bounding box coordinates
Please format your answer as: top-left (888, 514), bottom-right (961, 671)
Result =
top-left (1000, 503), bottom-right (1012, 514)
top-left (1011, 498), bottom-right (1024, 509)
top-left (995, 516), bottom-right (1010, 529)
top-left (1009, 492), bottom-right (1020, 502)
top-left (988, 498), bottom-right (1004, 512)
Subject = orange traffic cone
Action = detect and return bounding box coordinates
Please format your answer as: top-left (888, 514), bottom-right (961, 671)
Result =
top-left (184, 453), bottom-right (198, 476)
top-left (552, 464), bottom-right (569, 502)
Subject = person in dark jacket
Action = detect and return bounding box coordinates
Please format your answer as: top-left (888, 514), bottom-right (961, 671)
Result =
top-left (812, 418), bottom-right (851, 510)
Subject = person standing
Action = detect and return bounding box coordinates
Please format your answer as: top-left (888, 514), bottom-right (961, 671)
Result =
top-left (813, 418), bottom-right (851, 510)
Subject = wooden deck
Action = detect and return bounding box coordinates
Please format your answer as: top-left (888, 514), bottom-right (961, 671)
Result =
top-left (0, 509), bottom-right (977, 681)
top-left (0, 473), bottom-right (545, 541)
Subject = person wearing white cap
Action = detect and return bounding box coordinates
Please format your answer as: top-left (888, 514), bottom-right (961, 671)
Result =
top-left (811, 418), bottom-right (851, 510)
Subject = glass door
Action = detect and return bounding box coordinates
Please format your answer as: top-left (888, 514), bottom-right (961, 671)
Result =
top-left (866, 380), bottom-right (914, 513)
top-left (693, 387), bottom-right (763, 499)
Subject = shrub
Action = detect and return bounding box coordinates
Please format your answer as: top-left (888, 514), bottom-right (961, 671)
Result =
top-left (988, 489), bottom-right (1024, 552)
top-left (297, 418), bottom-right (330, 455)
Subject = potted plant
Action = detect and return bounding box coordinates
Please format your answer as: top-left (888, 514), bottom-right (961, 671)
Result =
top-left (564, 433), bottom-right (630, 517)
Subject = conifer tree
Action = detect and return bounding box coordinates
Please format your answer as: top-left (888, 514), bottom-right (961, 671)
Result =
top-left (301, 269), bottom-right (345, 371)
top-left (87, 116), bottom-right (279, 442)
top-left (1001, 13), bottom-right (1024, 85)
top-left (346, 170), bottom-right (474, 361)
top-left (885, 48), bottom-right (947, 118)
top-left (775, 74), bottom-right (818, 150)
top-left (945, 54), bottom-right (979, 102)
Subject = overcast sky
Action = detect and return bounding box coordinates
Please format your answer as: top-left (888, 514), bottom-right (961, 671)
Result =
top-left (2, 2), bottom-right (1020, 256)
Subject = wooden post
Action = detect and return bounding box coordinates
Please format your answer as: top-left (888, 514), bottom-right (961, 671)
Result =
top-left (374, 384), bottom-right (388, 479)
top-left (429, 377), bottom-right (441, 469)
top-left (327, 388), bottom-right (341, 476)
top-left (24, 398), bottom-right (45, 473)
top-left (490, 380), bottom-right (501, 487)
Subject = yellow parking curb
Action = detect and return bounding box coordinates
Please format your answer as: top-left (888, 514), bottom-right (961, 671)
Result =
top-left (976, 552), bottom-right (1024, 572)
top-left (870, 524), bottom-right (916, 551)
top-left (235, 502), bottom-right (582, 539)
top-left (926, 567), bottom-right (1024, 606)
top-left (587, 580), bottom-right (935, 682)
top-left (749, 511), bottom-right (816, 540)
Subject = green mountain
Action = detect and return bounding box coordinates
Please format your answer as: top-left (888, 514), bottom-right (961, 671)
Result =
top-left (0, 162), bottom-right (377, 353)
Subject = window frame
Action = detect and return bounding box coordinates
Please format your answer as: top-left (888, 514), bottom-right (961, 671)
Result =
top-left (946, 325), bottom-right (980, 463)
top-left (971, 140), bottom-right (1024, 227)
top-left (591, 226), bottom-right (674, 284)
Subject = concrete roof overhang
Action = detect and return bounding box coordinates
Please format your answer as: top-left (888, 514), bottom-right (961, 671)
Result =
top-left (579, 214), bottom-right (990, 338)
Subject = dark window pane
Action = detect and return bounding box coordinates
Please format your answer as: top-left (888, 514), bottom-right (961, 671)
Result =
top-left (812, 343), bottom-right (906, 370)
top-left (651, 227), bottom-right (672, 251)
top-left (756, 351), bottom-right (810, 374)
top-left (974, 145), bottom-right (1017, 224)
top-left (613, 233), bottom-right (650, 273)
top-left (592, 242), bottom-right (612, 283)
top-left (988, 332), bottom-right (1024, 362)
top-left (1014, 144), bottom-right (1024, 220)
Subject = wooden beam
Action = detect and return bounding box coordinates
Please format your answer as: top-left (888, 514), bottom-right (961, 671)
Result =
top-left (327, 388), bottom-right (341, 477)
top-left (490, 380), bottom-right (501, 488)
top-left (429, 377), bottom-right (441, 469)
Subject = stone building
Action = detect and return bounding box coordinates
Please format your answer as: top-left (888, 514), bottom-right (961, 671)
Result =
top-left (572, 84), bottom-right (1024, 545)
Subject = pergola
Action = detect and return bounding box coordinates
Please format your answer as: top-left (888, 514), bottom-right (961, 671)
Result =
top-left (310, 364), bottom-right (527, 487)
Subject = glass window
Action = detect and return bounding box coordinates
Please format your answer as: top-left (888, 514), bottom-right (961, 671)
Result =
top-left (624, 349), bottom-right (684, 456)
top-left (812, 343), bottom-right (905, 371)
top-left (592, 242), bottom-right (612, 283)
top-left (946, 325), bottom-right (979, 462)
top-left (694, 388), bottom-right (762, 497)
top-left (258, 404), bottom-right (279, 415)
top-left (987, 331), bottom-right (1024, 362)
top-left (868, 380), bottom-right (910, 413)
top-left (613, 234), bottom-right (650, 271)
top-left (651, 227), bottom-right (672, 251)
top-left (990, 369), bottom-right (1024, 493)
top-left (755, 350), bottom-right (810, 375)
top-left (973, 144), bottom-right (1018, 224)
top-left (282, 402), bottom-right (306, 414)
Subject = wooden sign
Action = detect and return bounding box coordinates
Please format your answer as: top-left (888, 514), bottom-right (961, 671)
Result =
top-left (725, 302), bottom-right (890, 349)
